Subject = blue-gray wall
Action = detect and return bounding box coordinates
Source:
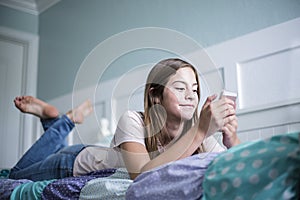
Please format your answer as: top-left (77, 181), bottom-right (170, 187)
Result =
top-left (1, 1), bottom-right (300, 100)
top-left (0, 5), bottom-right (38, 34)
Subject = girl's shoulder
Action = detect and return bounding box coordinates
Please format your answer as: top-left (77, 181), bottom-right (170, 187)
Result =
top-left (118, 110), bottom-right (145, 127)
top-left (112, 110), bottom-right (146, 147)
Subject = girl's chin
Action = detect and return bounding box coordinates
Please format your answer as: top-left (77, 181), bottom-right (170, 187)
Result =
top-left (179, 109), bottom-right (195, 120)
top-left (180, 113), bottom-right (194, 121)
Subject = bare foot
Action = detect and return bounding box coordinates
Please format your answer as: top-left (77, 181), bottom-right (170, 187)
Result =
top-left (66, 100), bottom-right (93, 124)
top-left (14, 96), bottom-right (59, 119)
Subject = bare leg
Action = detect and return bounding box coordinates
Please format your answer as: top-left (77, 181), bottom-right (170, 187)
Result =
top-left (14, 96), bottom-right (59, 119)
top-left (66, 100), bottom-right (93, 124)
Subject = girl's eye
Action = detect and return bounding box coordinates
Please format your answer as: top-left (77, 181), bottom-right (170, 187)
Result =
top-left (175, 87), bottom-right (185, 91)
top-left (193, 89), bottom-right (198, 93)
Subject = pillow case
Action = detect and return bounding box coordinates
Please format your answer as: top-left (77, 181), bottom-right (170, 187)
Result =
top-left (202, 132), bottom-right (300, 200)
top-left (126, 152), bottom-right (220, 200)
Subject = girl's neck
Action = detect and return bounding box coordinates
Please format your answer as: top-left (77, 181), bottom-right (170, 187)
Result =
top-left (164, 120), bottom-right (184, 140)
top-left (160, 121), bottom-right (184, 150)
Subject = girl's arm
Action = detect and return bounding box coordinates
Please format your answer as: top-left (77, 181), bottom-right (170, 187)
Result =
top-left (120, 124), bottom-right (205, 180)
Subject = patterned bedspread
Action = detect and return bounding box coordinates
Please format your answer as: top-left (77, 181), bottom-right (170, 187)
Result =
top-left (1, 132), bottom-right (299, 200)
top-left (0, 168), bottom-right (132, 200)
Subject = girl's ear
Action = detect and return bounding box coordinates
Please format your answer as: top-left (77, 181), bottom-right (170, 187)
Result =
top-left (149, 88), bottom-right (161, 104)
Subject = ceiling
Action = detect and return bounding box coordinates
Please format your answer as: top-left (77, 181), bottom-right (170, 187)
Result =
top-left (0, 0), bottom-right (61, 15)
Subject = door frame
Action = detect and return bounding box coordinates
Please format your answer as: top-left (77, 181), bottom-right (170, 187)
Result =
top-left (0, 26), bottom-right (39, 158)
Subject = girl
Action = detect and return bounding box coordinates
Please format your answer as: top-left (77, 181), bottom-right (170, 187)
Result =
top-left (9, 58), bottom-right (239, 181)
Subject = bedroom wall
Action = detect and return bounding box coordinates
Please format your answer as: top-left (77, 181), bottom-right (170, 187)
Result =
top-left (0, 5), bottom-right (38, 34)
top-left (37, 0), bottom-right (300, 101)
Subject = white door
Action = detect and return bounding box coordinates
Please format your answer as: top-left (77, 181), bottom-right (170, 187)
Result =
top-left (0, 27), bottom-right (38, 169)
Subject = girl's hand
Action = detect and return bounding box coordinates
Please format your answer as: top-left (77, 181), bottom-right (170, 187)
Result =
top-left (221, 114), bottom-right (240, 148)
top-left (198, 95), bottom-right (236, 137)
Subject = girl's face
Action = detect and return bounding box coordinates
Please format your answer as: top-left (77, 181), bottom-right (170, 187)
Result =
top-left (161, 67), bottom-right (199, 122)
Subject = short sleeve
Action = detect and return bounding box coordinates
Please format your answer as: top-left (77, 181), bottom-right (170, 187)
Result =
top-left (111, 111), bottom-right (145, 148)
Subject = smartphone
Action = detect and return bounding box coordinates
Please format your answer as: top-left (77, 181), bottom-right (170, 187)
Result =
top-left (219, 90), bottom-right (237, 102)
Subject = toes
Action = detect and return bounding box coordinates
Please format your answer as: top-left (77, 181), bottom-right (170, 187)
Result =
top-left (14, 97), bottom-right (21, 106)
top-left (14, 96), bottom-right (20, 103)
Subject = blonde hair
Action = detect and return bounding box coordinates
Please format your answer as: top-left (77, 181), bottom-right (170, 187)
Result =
top-left (143, 58), bottom-right (202, 158)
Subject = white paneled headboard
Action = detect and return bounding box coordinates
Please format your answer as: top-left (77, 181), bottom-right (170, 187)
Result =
top-left (200, 17), bottom-right (300, 142)
top-left (47, 18), bottom-right (300, 146)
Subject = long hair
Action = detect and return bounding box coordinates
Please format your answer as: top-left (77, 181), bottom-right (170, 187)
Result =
top-left (143, 58), bottom-right (201, 158)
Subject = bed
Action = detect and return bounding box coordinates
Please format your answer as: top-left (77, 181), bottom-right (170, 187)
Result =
top-left (1, 131), bottom-right (299, 200)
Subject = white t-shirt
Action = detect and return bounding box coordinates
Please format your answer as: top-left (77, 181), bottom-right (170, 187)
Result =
top-left (73, 110), bottom-right (225, 176)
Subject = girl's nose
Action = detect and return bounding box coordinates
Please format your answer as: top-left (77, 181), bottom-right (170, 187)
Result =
top-left (185, 88), bottom-right (195, 100)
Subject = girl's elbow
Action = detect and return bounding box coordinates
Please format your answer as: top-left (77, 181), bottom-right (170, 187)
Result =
top-left (129, 172), bottom-right (140, 180)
